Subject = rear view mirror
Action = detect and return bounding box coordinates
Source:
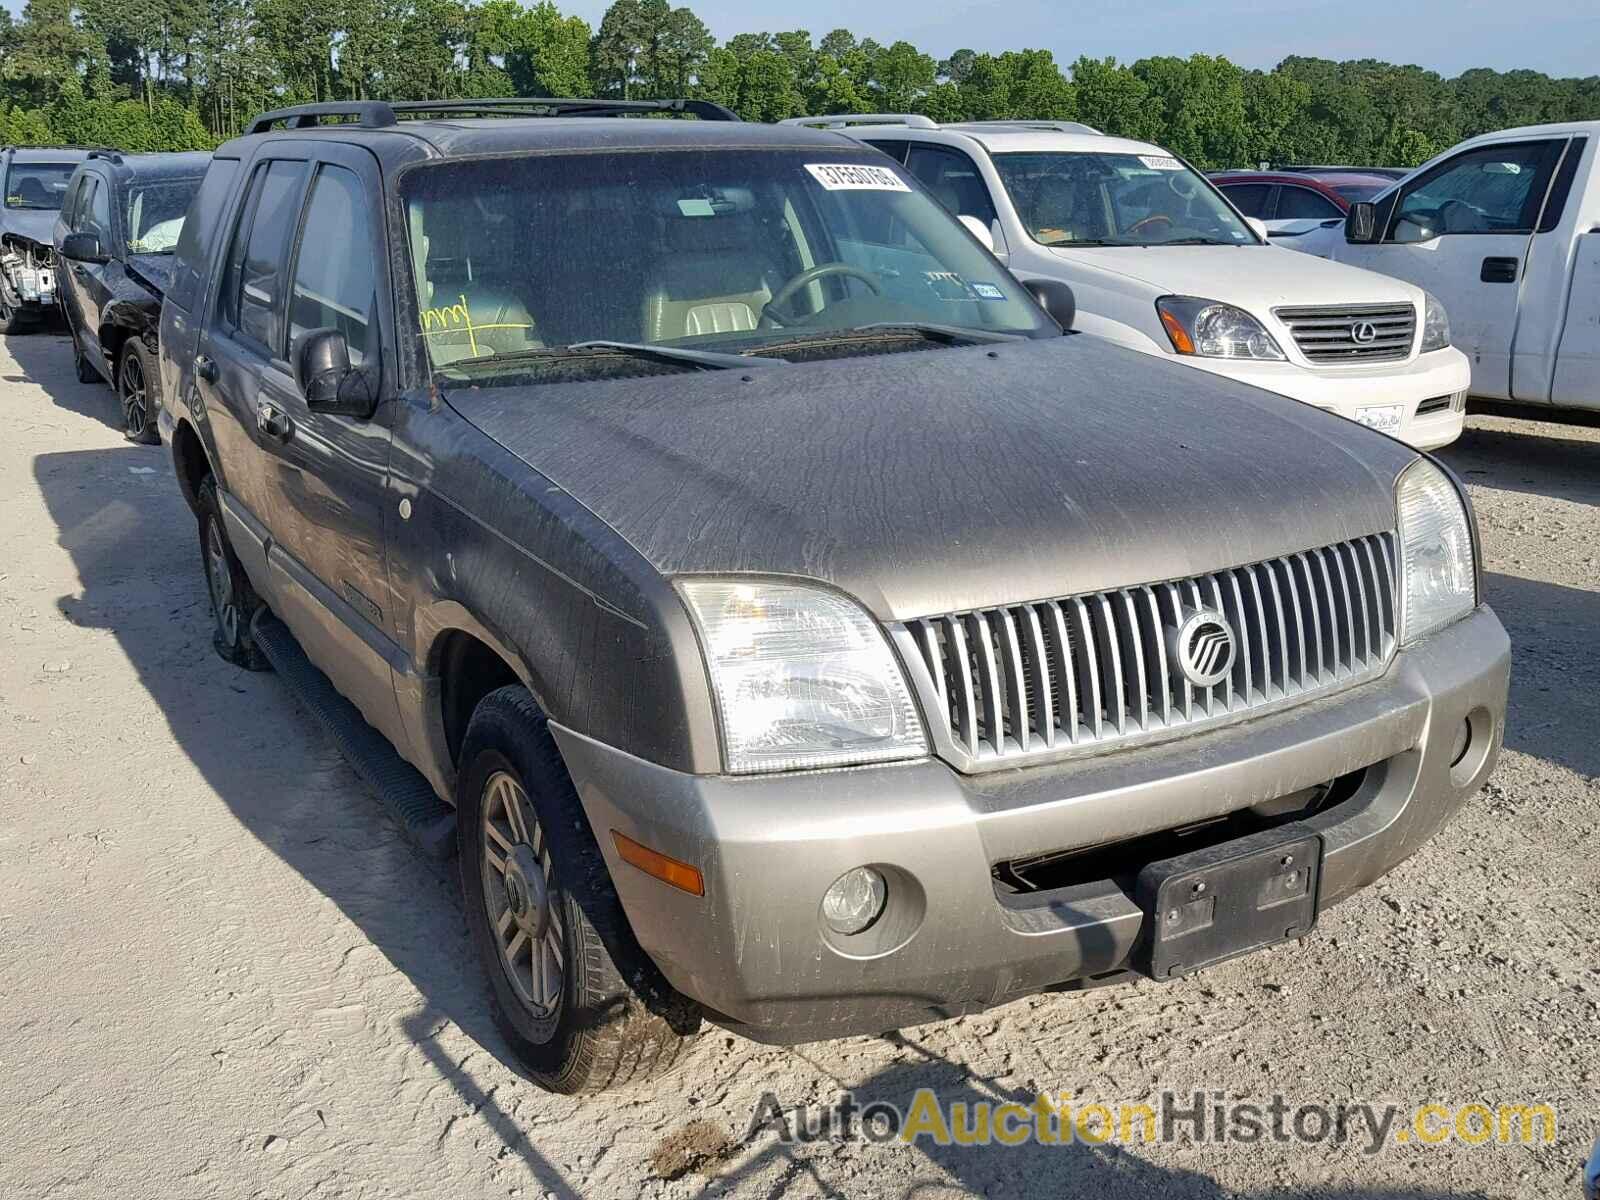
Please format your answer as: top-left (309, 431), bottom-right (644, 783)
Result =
top-left (60, 232), bottom-right (107, 263)
top-left (1023, 278), bottom-right (1075, 332)
top-left (1344, 202), bottom-right (1380, 244)
top-left (293, 328), bottom-right (378, 418)
top-left (958, 214), bottom-right (995, 253)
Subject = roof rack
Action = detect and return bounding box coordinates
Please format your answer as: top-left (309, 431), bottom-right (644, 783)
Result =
top-left (87, 149), bottom-right (123, 163)
top-left (244, 97), bottom-right (739, 135)
top-left (779, 114), bottom-right (937, 130)
top-left (949, 119), bottom-right (1102, 136)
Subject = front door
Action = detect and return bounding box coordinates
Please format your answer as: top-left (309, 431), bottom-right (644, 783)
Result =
top-left (1338, 138), bottom-right (1565, 400)
top-left (61, 175), bottom-right (114, 366)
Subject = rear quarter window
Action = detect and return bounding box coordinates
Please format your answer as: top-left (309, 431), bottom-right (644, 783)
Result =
top-left (168, 158), bottom-right (240, 312)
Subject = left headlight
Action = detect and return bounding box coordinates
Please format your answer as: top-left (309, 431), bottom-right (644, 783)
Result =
top-left (1420, 290), bottom-right (1451, 353)
top-left (676, 578), bottom-right (927, 775)
top-left (1396, 459), bottom-right (1476, 646)
top-left (1156, 296), bottom-right (1286, 360)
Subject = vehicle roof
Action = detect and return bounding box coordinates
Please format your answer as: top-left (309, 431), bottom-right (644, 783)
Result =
top-left (1457, 120), bottom-right (1600, 143)
top-left (84, 151), bottom-right (213, 183)
top-left (1294, 170), bottom-right (1394, 188)
top-left (218, 116), bottom-right (857, 162)
top-left (3, 146), bottom-right (92, 164)
top-left (835, 123), bottom-right (1172, 158)
top-left (1210, 171), bottom-right (1347, 190)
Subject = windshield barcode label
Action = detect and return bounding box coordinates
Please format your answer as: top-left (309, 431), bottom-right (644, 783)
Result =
top-left (805, 163), bottom-right (911, 192)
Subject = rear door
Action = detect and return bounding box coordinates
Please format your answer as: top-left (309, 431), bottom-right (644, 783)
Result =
top-left (1339, 138), bottom-right (1565, 399)
top-left (198, 153), bottom-right (310, 526)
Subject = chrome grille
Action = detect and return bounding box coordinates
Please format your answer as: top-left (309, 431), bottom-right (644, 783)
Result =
top-left (1274, 303), bottom-right (1416, 364)
top-left (894, 533), bottom-right (1398, 772)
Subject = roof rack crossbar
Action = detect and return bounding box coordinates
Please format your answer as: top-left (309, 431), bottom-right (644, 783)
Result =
top-left (952, 119), bottom-right (1102, 136)
top-left (779, 113), bottom-right (937, 130)
top-left (244, 97), bottom-right (737, 134)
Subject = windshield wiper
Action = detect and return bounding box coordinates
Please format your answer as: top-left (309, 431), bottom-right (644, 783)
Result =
top-left (747, 322), bottom-right (1021, 357)
top-left (438, 340), bottom-right (783, 377)
top-left (1158, 237), bottom-right (1239, 246)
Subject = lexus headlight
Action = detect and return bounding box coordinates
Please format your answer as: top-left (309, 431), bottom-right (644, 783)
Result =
top-left (677, 579), bottom-right (927, 774)
top-left (1420, 290), bottom-right (1451, 353)
top-left (1156, 296), bottom-right (1286, 360)
top-left (1396, 459), bottom-right (1476, 645)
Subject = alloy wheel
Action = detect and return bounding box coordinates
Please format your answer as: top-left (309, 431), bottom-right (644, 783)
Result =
top-left (121, 352), bottom-right (148, 438)
top-left (204, 517), bottom-right (238, 645)
top-left (480, 770), bottom-right (565, 1019)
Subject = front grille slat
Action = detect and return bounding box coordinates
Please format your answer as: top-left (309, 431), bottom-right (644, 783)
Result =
top-left (1274, 303), bottom-right (1417, 364)
top-left (899, 532), bottom-right (1399, 770)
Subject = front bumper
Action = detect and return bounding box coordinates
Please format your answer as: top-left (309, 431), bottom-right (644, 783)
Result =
top-left (554, 606), bottom-right (1508, 1044)
top-left (1178, 347), bottom-right (1471, 451)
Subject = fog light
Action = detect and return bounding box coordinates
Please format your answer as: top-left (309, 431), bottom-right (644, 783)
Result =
top-left (822, 867), bottom-right (887, 935)
top-left (1449, 718), bottom-right (1472, 768)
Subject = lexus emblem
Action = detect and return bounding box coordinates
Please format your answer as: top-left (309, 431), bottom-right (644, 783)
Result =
top-left (1350, 320), bottom-right (1379, 344)
top-left (1170, 609), bottom-right (1237, 688)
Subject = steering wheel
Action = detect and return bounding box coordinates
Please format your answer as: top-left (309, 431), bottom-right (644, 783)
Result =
top-left (1126, 213), bottom-right (1174, 237)
top-left (761, 263), bottom-right (883, 328)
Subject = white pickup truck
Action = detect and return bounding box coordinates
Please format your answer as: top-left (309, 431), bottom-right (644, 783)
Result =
top-left (1333, 122), bottom-right (1597, 412)
top-left (787, 115), bottom-right (1473, 450)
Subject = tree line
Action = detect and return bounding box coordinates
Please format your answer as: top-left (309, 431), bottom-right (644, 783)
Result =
top-left (2, 0), bottom-right (1597, 165)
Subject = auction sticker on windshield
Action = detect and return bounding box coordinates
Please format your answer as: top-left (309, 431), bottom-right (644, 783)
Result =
top-left (1138, 155), bottom-right (1183, 170)
top-left (805, 163), bottom-right (911, 192)
top-left (1355, 404), bottom-right (1404, 436)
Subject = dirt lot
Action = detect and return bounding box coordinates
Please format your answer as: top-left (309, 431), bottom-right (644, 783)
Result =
top-left (0, 329), bottom-right (1595, 1200)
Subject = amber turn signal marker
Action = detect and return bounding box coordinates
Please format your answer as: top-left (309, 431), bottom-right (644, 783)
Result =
top-left (612, 830), bottom-right (705, 896)
top-left (1159, 307), bottom-right (1195, 355)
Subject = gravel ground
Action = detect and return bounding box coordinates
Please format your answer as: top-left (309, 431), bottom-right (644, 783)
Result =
top-left (0, 329), bottom-right (1595, 1200)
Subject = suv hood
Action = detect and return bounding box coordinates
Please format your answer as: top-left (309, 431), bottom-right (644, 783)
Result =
top-left (1049, 244), bottom-right (1422, 309)
top-left (1, 208), bottom-right (57, 245)
top-left (127, 254), bottom-right (173, 296)
top-left (448, 336), bottom-right (1414, 621)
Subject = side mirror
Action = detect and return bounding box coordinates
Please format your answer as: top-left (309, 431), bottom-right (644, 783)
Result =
top-left (1344, 202), bottom-right (1380, 244)
top-left (1023, 278), bottom-right (1075, 332)
top-left (958, 214), bottom-right (995, 253)
top-left (1245, 217), bottom-right (1269, 242)
top-left (60, 232), bottom-right (107, 263)
top-left (293, 328), bottom-right (378, 418)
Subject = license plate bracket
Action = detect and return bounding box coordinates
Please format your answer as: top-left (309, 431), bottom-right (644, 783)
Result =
top-left (1355, 404), bottom-right (1403, 435)
top-left (1135, 824), bottom-right (1322, 981)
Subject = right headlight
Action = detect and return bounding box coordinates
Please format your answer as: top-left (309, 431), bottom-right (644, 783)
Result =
top-left (676, 578), bottom-right (927, 775)
top-left (1396, 459), bottom-right (1476, 646)
top-left (1419, 290), bottom-right (1451, 353)
top-left (1155, 296), bottom-right (1286, 360)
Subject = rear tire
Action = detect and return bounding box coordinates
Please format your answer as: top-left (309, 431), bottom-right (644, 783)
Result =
top-left (0, 296), bottom-right (37, 336)
top-left (118, 338), bottom-right (161, 444)
top-left (196, 476), bottom-right (268, 671)
top-left (456, 686), bottom-right (698, 1094)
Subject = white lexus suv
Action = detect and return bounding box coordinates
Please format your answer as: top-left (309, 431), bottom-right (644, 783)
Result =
top-left (786, 115), bottom-right (1471, 450)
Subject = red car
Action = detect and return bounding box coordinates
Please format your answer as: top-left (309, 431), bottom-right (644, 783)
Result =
top-left (1208, 170), bottom-right (1396, 252)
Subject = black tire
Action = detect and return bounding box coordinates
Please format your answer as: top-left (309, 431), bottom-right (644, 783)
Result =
top-left (0, 296), bottom-right (38, 336)
top-left (456, 686), bottom-right (698, 1093)
top-left (196, 476), bottom-right (269, 671)
top-left (118, 338), bottom-right (161, 444)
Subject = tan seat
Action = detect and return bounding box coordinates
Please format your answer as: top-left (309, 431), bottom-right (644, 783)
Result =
top-left (641, 211), bottom-right (781, 342)
top-left (413, 211), bottom-right (543, 366)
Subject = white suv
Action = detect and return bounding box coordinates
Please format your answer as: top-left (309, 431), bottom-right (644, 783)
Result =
top-left (785, 116), bottom-right (1471, 450)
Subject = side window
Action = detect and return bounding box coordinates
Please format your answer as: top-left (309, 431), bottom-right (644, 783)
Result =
top-left (287, 164), bottom-right (376, 366)
top-left (1389, 140), bottom-right (1561, 242)
top-left (905, 145), bottom-right (1000, 228)
top-left (80, 177), bottom-right (111, 242)
top-left (1538, 138), bottom-right (1588, 234)
top-left (61, 176), bottom-right (85, 229)
top-left (219, 160), bottom-right (308, 355)
top-left (170, 158), bottom-right (240, 311)
top-left (861, 139), bottom-right (910, 165)
top-left (1219, 183), bottom-right (1271, 218)
top-left (1276, 185), bottom-right (1342, 220)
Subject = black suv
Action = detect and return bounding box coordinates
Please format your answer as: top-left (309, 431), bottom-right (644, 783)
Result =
top-left (158, 99), bottom-right (1508, 1094)
top-left (54, 150), bottom-right (210, 442)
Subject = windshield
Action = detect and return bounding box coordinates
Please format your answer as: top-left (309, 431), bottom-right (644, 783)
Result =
top-left (4, 162), bottom-right (76, 211)
top-left (1332, 183), bottom-right (1384, 203)
top-left (992, 151), bottom-right (1257, 248)
top-left (125, 177), bottom-right (203, 254)
top-left (401, 149), bottom-right (1051, 382)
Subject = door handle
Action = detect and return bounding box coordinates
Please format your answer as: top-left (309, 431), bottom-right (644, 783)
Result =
top-left (1480, 256), bottom-right (1519, 283)
top-left (195, 353), bottom-right (219, 383)
top-left (256, 399), bottom-right (294, 443)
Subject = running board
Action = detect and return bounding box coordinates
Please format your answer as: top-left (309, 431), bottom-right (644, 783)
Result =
top-left (252, 612), bottom-right (456, 860)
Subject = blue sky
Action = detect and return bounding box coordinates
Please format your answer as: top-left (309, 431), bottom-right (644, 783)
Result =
top-left (2, 0), bottom-right (1595, 79)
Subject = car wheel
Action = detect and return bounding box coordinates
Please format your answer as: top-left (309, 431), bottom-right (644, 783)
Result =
top-left (0, 296), bottom-right (35, 336)
top-left (456, 686), bottom-right (698, 1094)
top-left (118, 339), bottom-right (161, 444)
top-left (196, 476), bottom-right (269, 671)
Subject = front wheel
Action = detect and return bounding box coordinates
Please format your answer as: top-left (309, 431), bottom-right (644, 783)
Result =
top-left (456, 686), bottom-right (698, 1093)
top-left (118, 339), bottom-right (161, 444)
